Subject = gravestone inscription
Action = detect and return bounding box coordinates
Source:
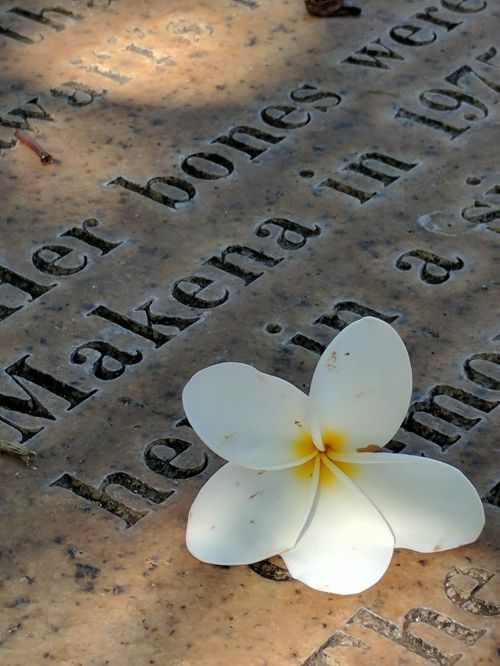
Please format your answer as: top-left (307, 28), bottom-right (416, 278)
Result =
top-left (0, 0), bottom-right (498, 664)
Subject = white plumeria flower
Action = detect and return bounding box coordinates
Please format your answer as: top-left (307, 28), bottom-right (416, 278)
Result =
top-left (183, 317), bottom-right (485, 594)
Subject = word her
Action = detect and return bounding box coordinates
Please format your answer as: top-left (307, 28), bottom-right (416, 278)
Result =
top-left (51, 416), bottom-right (207, 528)
top-left (0, 219), bottom-right (121, 324)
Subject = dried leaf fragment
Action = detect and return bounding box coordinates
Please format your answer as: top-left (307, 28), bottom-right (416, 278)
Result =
top-left (305, 0), bottom-right (361, 17)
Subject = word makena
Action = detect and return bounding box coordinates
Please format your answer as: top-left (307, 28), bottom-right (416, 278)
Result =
top-left (0, 217), bottom-right (320, 443)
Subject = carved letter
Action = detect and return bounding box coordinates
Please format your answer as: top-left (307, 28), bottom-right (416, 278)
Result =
top-left (61, 218), bottom-right (122, 255)
top-left (171, 276), bottom-right (229, 309)
top-left (289, 84), bottom-right (342, 112)
top-left (483, 481), bottom-right (499, 507)
top-left (287, 302), bottom-right (398, 358)
top-left (342, 38), bottom-right (404, 69)
top-left (413, 6), bottom-right (462, 31)
top-left (5, 356), bottom-right (96, 412)
top-left (0, 137), bottom-right (16, 150)
top-left (395, 107), bottom-right (469, 140)
top-left (346, 152), bottom-right (418, 187)
top-left (70, 341), bottom-right (143, 380)
top-left (260, 105), bottom-right (311, 129)
top-left (441, 0), bottom-right (486, 13)
top-left (301, 630), bottom-right (369, 665)
top-left (0, 264), bottom-right (55, 321)
top-left (461, 189), bottom-right (500, 232)
top-left (255, 218), bottom-right (321, 250)
top-left (108, 176), bottom-right (196, 209)
top-left (181, 152), bottom-right (234, 180)
top-left (205, 246), bottom-right (283, 284)
top-left (319, 177), bottom-right (376, 204)
top-left (321, 152), bottom-right (418, 203)
top-left (51, 472), bottom-right (173, 528)
top-left (0, 412), bottom-right (43, 442)
top-left (445, 567), bottom-right (500, 616)
top-left (348, 606), bottom-right (484, 666)
top-left (0, 355), bottom-right (96, 443)
top-left (50, 81), bottom-right (105, 106)
top-left (402, 385), bottom-right (499, 449)
top-left (32, 245), bottom-right (87, 276)
top-left (1, 96), bottom-right (54, 131)
top-left (90, 300), bottom-right (199, 348)
top-left (463, 353), bottom-right (500, 391)
top-left (144, 437), bottom-right (208, 479)
top-left (315, 301), bottom-right (398, 331)
top-left (389, 24), bottom-right (437, 46)
top-left (286, 333), bottom-right (326, 356)
top-left (8, 7), bottom-right (82, 32)
top-left (0, 22), bottom-right (41, 44)
top-left (396, 250), bottom-right (464, 284)
top-left (212, 125), bottom-right (284, 160)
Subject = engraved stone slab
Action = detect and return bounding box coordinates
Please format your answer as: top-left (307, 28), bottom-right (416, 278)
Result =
top-left (0, 0), bottom-right (498, 664)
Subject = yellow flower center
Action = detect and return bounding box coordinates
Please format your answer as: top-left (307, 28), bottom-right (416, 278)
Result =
top-left (293, 429), bottom-right (357, 483)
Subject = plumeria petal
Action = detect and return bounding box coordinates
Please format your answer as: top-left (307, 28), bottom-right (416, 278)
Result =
top-left (183, 362), bottom-right (316, 469)
top-left (332, 452), bottom-right (485, 552)
top-left (309, 317), bottom-right (412, 451)
top-left (281, 458), bottom-right (394, 594)
top-left (186, 458), bottom-right (320, 565)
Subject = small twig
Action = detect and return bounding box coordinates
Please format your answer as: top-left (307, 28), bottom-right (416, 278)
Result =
top-left (305, 0), bottom-right (361, 17)
top-left (14, 129), bottom-right (54, 165)
top-left (0, 439), bottom-right (36, 465)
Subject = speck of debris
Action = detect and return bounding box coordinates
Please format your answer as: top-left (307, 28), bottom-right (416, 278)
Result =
top-left (74, 563), bottom-right (100, 580)
top-left (6, 596), bottom-right (31, 608)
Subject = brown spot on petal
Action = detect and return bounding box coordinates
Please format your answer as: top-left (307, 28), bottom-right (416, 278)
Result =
top-left (356, 444), bottom-right (381, 453)
top-left (327, 350), bottom-right (338, 370)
